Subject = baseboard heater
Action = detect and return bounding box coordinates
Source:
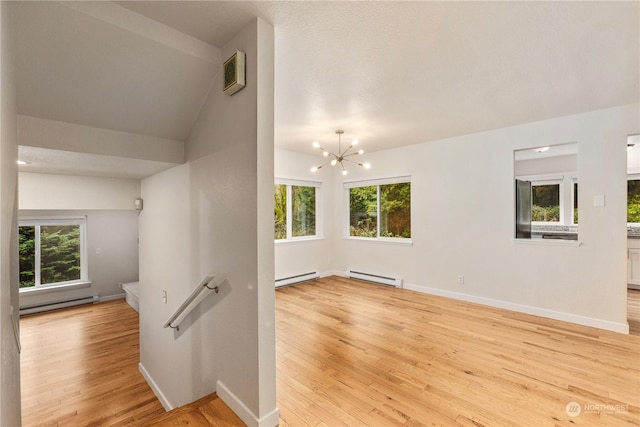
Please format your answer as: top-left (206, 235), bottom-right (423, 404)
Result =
top-left (347, 269), bottom-right (403, 288)
top-left (20, 295), bottom-right (98, 316)
top-left (275, 271), bottom-right (319, 288)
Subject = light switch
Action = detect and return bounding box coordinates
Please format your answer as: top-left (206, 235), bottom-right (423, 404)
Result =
top-left (594, 195), bottom-right (605, 207)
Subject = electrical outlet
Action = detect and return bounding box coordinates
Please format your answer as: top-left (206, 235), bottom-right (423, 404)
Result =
top-left (457, 275), bottom-right (464, 285)
top-left (162, 290), bottom-right (167, 304)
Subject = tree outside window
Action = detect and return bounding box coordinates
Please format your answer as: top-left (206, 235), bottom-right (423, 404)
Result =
top-left (274, 181), bottom-right (319, 241)
top-left (274, 184), bottom-right (287, 240)
top-left (532, 184), bottom-right (560, 222)
top-left (349, 181), bottom-right (411, 239)
top-left (19, 220), bottom-right (85, 289)
top-left (292, 186), bottom-right (316, 237)
top-left (628, 179), bottom-right (640, 223)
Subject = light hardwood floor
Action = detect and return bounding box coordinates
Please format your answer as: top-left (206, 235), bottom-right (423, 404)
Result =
top-left (275, 277), bottom-right (640, 426)
top-left (20, 300), bottom-right (165, 426)
top-left (20, 279), bottom-right (640, 426)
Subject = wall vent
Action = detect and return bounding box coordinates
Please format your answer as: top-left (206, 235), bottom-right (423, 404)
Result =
top-left (275, 272), bottom-right (319, 288)
top-left (20, 295), bottom-right (98, 316)
top-left (347, 269), bottom-right (403, 288)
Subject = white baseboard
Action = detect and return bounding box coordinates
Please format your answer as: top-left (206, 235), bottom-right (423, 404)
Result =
top-left (216, 380), bottom-right (280, 427)
top-left (139, 362), bottom-right (172, 411)
top-left (403, 282), bottom-right (630, 334)
top-left (99, 293), bottom-right (125, 302)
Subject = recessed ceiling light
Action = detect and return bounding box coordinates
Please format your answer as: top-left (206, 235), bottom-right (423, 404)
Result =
top-left (533, 146), bottom-right (550, 153)
top-left (16, 160), bottom-right (28, 165)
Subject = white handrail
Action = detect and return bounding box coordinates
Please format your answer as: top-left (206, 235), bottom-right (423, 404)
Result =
top-left (163, 274), bottom-right (222, 330)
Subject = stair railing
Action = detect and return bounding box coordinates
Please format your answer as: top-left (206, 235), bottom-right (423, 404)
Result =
top-left (163, 274), bottom-right (222, 331)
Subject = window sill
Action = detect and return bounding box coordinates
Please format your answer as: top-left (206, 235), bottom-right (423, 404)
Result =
top-left (19, 281), bottom-right (92, 295)
top-left (512, 238), bottom-right (581, 247)
top-left (344, 237), bottom-right (413, 246)
top-left (275, 236), bottom-right (324, 244)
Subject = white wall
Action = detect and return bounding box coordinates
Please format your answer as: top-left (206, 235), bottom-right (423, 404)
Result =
top-left (274, 149), bottom-right (335, 279)
top-left (18, 209), bottom-right (139, 308)
top-left (276, 105), bottom-right (638, 333)
top-left (139, 18), bottom-right (278, 427)
top-left (0, 2), bottom-right (21, 424)
top-left (19, 172), bottom-right (140, 210)
top-left (325, 104), bottom-right (638, 333)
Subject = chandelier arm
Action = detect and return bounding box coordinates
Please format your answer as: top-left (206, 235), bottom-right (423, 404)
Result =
top-left (340, 145), bottom-right (354, 155)
top-left (341, 158), bottom-right (360, 165)
top-left (342, 152), bottom-right (362, 158)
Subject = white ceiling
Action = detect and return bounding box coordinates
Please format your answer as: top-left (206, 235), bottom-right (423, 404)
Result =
top-left (13, 1), bottom-right (640, 178)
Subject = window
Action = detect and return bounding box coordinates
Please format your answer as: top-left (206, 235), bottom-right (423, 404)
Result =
top-left (531, 182), bottom-right (561, 222)
top-left (573, 181), bottom-right (578, 224)
top-left (628, 177), bottom-right (640, 223)
top-left (274, 179), bottom-right (321, 241)
top-left (346, 176), bottom-right (411, 240)
top-left (19, 218), bottom-right (87, 290)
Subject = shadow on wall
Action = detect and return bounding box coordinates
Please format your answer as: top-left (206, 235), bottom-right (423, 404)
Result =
top-left (171, 278), bottom-right (232, 340)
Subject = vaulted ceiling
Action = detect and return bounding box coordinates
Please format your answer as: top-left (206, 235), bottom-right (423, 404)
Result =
top-left (12, 1), bottom-right (640, 178)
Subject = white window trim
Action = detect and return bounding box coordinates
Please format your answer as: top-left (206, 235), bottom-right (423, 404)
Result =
top-left (344, 174), bottom-right (412, 242)
top-left (274, 178), bottom-right (322, 242)
top-left (18, 216), bottom-right (88, 291)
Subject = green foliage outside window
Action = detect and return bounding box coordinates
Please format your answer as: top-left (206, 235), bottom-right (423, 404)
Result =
top-left (380, 183), bottom-right (411, 238)
top-left (532, 184), bottom-right (560, 222)
top-left (274, 184), bottom-right (317, 239)
top-left (40, 226), bottom-right (81, 284)
top-left (274, 184), bottom-right (287, 240)
top-left (19, 225), bottom-right (81, 288)
top-left (349, 186), bottom-right (378, 237)
top-left (350, 182), bottom-right (411, 238)
top-left (19, 226), bottom-right (35, 288)
top-left (573, 182), bottom-right (578, 224)
top-left (629, 180), bottom-right (640, 223)
top-left (292, 186), bottom-right (316, 237)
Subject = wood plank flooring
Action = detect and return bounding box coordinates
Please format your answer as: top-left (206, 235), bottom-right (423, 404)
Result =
top-left (20, 279), bottom-right (640, 426)
top-left (146, 392), bottom-right (244, 427)
top-left (20, 300), bottom-right (166, 426)
top-left (275, 277), bottom-right (640, 426)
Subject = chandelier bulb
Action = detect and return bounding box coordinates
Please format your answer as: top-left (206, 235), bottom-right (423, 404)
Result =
top-left (311, 166), bottom-right (319, 172)
top-left (352, 139), bottom-right (359, 146)
top-left (312, 141), bottom-right (320, 149)
top-left (323, 151), bottom-right (329, 157)
top-left (363, 162), bottom-right (371, 169)
top-left (358, 149), bottom-right (364, 155)
top-left (342, 169), bottom-right (348, 176)
top-left (331, 159), bottom-right (337, 166)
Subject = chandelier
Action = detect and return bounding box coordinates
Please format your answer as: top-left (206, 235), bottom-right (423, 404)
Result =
top-left (310, 130), bottom-right (371, 176)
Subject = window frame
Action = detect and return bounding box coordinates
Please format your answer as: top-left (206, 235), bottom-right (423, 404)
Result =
top-left (274, 178), bottom-right (322, 242)
top-left (530, 179), bottom-right (563, 225)
top-left (572, 178), bottom-right (578, 225)
top-left (18, 216), bottom-right (88, 291)
top-left (343, 174), bottom-right (412, 244)
top-left (517, 173), bottom-right (577, 227)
